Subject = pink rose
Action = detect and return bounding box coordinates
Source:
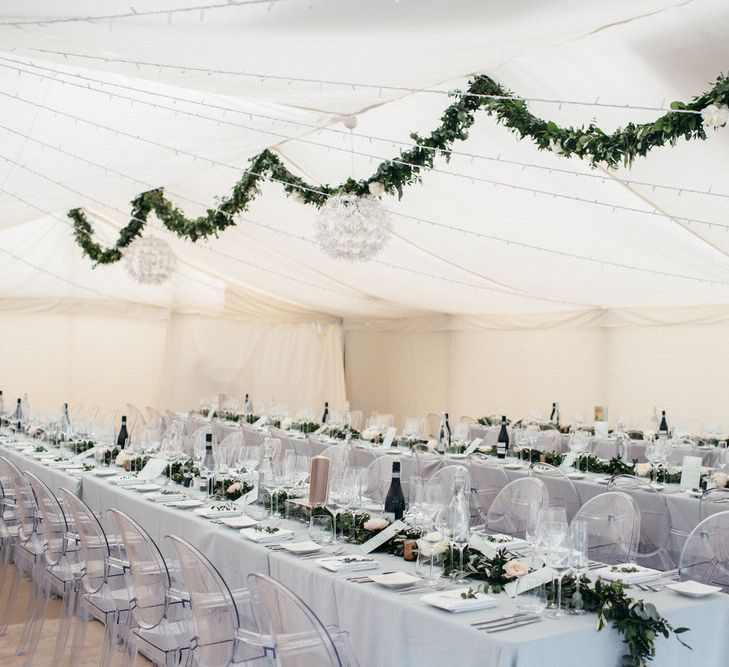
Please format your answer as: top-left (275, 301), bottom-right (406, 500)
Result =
top-left (363, 518), bottom-right (390, 531)
top-left (504, 560), bottom-right (529, 579)
top-left (227, 482), bottom-right (242, 494)
top-left (712, 472), bottom-right (729, 489)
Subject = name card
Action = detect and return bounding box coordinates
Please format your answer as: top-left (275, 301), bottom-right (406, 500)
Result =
top-left (138, 457), bottom-right (170, 481)
top-left (468, 533), bottom-right (499, 558)
top-left (559, 451), bottom-right (578, 471)
top-left (313, 424), bottom-right (326, 435)
top-left (234, 482), bottom-right (259, 509)
top-left (504, 565), bottom-right (555, 598)
top-left (464, 438), bottom-right (483, 456)
top-left (71, 448), bottom-right (97, 462)
top-left (356, 519), bottom-right (407, 554)
top-left (382, 427), bottom-right (398, 448)
top-left (680, 455), bottom-right (703, 490)
top-left (252, 416), bottom-right (267, 428)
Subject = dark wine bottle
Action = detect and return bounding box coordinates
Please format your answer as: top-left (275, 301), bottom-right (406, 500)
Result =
top-left (116, 415), bottom-right (129, 449)
top-left (384, 461), bottom-right (406, 521)
top-left (202, 433), bottom-right (216, 496)
top-left (321, 401), bottom-right (329, 424)
top-left (496, 415), bottom-right (509, 459)
top-left (658, 410), bottom-right (668, 435)
top-left (13, 397), bottom-right (21, 421)
top-left (444, 412), bottom-right (452, 452)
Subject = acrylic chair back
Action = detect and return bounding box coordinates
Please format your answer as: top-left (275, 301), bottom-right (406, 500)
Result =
top-left (0, 456), bottom-right (37, 542)
top-left (679, 510), bottom-right (729, 591)
top-left (572, 491), bottom-right (641, 565)
top-left (59, 487), bottom-right (109, 594)
top-left (24, 472), bottom-right (69, 567)
top-left (166, 534), bottom-right (242, 667)
top-left (109, 509), bottom-right (169, 629)
top-left (699, 487), bottom-right (729, 522)
top-left (486, 477), bottom-right (548, 537)
top-left (528, 462), bottom-right (581, 522)
top-left (607, 474), bottom-right (673, 568)
top-left (247, 573), bottom-right (344, 667)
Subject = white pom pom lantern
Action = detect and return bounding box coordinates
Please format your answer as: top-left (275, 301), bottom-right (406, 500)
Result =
top-left (124, 236), bottom-right (176, 285)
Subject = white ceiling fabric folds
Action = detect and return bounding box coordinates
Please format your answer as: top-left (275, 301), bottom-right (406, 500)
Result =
top-left (0, 0), bottom-right (727, 324)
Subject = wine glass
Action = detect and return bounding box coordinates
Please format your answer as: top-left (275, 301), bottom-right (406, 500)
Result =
top-left (545, 522), bottom-right (571, 619)
top-left (446, 491), bottom-right (471, 583)
top-left (524, 499), bottom-right (543, 566)
top-left (326, 469), bottom-right (346, 543)
top-left (569, 520), bottom-right (588, 615)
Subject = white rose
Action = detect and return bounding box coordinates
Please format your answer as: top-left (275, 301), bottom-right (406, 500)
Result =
top-left (291, 191), bottom-right (306, 204)
top-left (368, 181), bottom-right (385, 196)
top-left (702, 103), bottom-right (729, 129)
top-left (635, 462), bottom-right (652, 477)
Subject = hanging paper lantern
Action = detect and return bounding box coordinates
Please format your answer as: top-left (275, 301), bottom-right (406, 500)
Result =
top-left (314, 194), bottom-right (391, 262)
top-left (124, 236), bottom-right (176, 285)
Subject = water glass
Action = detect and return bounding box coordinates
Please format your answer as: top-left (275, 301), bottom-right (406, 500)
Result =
top-left (308, 514), bottom-right (334, 545)
top-left (415, 535), bottom-right (448, 586)
top-left (569, 519), bottom-right (589, 615)
top-left (515, 579), bottom-right (548, 614)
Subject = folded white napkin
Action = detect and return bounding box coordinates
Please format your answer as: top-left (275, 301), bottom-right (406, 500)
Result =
top-left (240, 527), bottom-right (294, 543)
top-left (594, 564), bottom-right (661, 584)
top-left (421, 588), bottom-right (498, 613)
top-left (316, 556), bottom-right (379, 572)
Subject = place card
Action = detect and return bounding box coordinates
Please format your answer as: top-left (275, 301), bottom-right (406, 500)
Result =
top-left (381, 427), bottom-right (398, 448)
top-left (71, 448), bottom-right (96, 462)
top-left (464, 438), bottom-right (483, 456)
top-left (468, 533), bottom-right (498, 558)
top-left (504, 565), bottom-right (555, 598)
top-left (137, 457), bottom-right (170, 481)
top-left (680, 455), bottom-right (703, 490)
top-left (252, 416), bottom-right (267, 428)
top-left (357, 519), bottom-right (407, 554)
top-left (233, 482), bottom-right (259, 509)
top-left (559, 451), bottom-right (578, 471)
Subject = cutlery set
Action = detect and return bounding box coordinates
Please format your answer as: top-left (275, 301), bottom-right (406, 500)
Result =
top-left (471, 612), bottom-right (542, 632)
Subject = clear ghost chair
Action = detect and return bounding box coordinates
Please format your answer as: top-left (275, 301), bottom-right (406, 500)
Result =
top-left (0, 457), bottom-right (43, 637)
top-left (700, 487), bottom-right (729, 521)
top-left (219, 433), bottom-right (245, 472)
top-left (192, 426), bottom-right (213, 460)
top-left (247, 573), bottom-right (358, 667)
top-left (467, 458), bottom-right (510, 523)
top-left (666, 440), bottom-right (700, 467)
top-left (347, 443), bottom-right (376, 470)
top-left (402, 417), bottom-right (425, 439)
top-left (305, 437), bottom-right (330, 459)
top-left (589, 438), bottom-right (618, 460)
top-left (241, 426), bottom-right (265, 448)
top-left (0, 474), bottom-right (19, 623)
top-left (485, 478), bottom-right (548, 538)
top-left (528, 463), bottom-right (582, 522)
top-left (607, 475), bottom-right (674, 569)
top-left (165, 535), bottom-right (269, 666)
top-left (108, 510), bottom-right (191, 667)
top-left (59, 487), bottom-right (130, 667)
top-left (146, 406), bottom-right (162, 422)
top-left (22, 473), bottom-right (80, 665)
top-left (679, 510), bottom-right (729, 591)
top-left (363, 456), bottom-right (414, 509)
top-left (572, 491), bottom-right (641, 565)
top-left (532, 429), bottom-right (561, 453)
top-left (412, 445), bottom-right (445, 480)
top-left (430, 465), bottom-right (472, 507)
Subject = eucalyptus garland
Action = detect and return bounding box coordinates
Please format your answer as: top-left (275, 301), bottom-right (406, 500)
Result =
top-left (448, 547), bottom-right (689, 666)
top-left (69, 73), bottom-right (729, 265)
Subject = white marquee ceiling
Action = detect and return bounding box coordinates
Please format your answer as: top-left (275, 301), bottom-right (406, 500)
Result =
top-left (0, 0), bottom-right (728, 320)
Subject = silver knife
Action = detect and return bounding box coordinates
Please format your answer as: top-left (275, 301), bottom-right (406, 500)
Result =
top-left (484, 617), bottom-right (542, 633)
top-left (472, 612), bottom-right (533, 627)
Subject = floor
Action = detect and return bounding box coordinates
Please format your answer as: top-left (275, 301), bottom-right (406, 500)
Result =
top-left (0, 564), bottom-right (152, 666)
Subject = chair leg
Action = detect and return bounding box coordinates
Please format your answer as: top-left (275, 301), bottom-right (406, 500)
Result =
top-left (121, 630), bottom-right (138, 667)
top-left (100, 610), bottom-right (118, 667)
top-left (0, 551), bottom-right (23, 635)
top-left (67, 600), bottom-right (91, 667)
top-left (51, 579), bottom-right (77, 664)
top-left (19, 569), bottom-right (54, 665)
top-left (16, 555), bottom-right (46, 657)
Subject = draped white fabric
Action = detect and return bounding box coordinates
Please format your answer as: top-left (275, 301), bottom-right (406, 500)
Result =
top-left (0, 1), bottom-right (728, 416)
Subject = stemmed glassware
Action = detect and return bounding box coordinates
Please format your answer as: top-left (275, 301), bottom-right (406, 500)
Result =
top-left (568, 520), bottom-right (589, 615)
top-left (326, 466), bottom-right (347, 543)
top-left (545, 521), bottom-right (571, 619)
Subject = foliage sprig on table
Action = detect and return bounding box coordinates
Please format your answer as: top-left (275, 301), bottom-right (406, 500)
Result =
top-left (69, 73), bottom-right (729, 265)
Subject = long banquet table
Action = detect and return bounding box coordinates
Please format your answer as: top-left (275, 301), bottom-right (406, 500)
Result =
top-left (2, 439), bottom-right (729, 666)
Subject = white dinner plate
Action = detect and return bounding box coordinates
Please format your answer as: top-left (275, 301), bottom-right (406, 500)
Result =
top-left (218, 516), bottom-right (258, 529)
top-left (167, 499), bottom-right (204, 509)
top-left (370, 572), bottom-right (420, 589)
top-left (566, 472), bottom-right (585, 480)
top-left (93, 468), bottom-right (118, 477)
top-left (447, 453), bottom-right (467, 460)
top-left (666, 581), bottom-right (722, 598)
top-left (282, 541), bottom-right (322, 555)
top-left (503, 463), bottom-right (524, 470)
top-left (421, 588), bottom-right (497, 613)
top-left (240, 527), bottom-right (294, 543)
top-left (127, 483), bottom-right (161, 492)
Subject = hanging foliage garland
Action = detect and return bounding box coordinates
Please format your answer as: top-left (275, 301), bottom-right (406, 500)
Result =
top-left (70, 73), bottom-right (729, 265)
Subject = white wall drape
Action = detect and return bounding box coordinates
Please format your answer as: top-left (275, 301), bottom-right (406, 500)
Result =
top-left (345, 310), bottom-right (729, 433)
